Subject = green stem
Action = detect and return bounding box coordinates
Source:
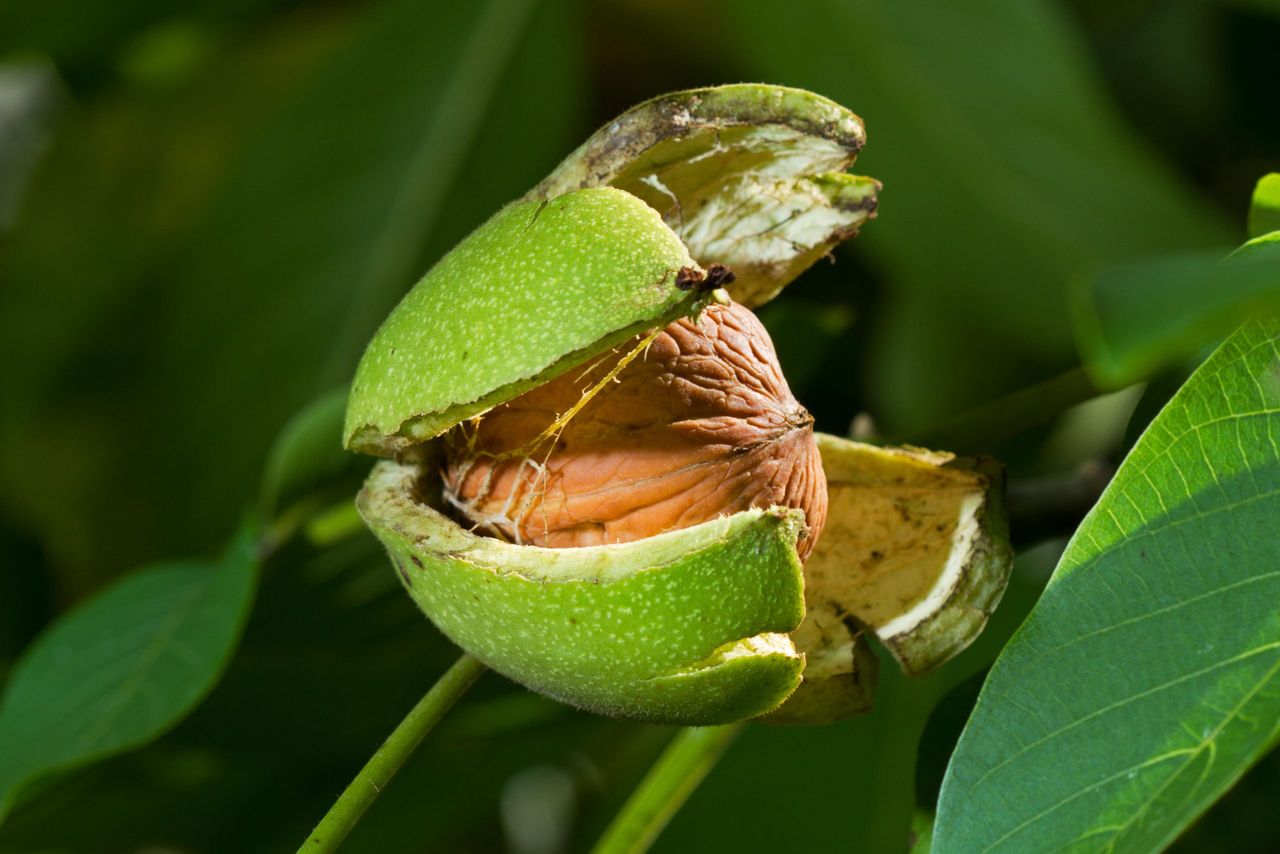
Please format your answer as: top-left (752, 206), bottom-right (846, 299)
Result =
top-left (592, 724), bottom-right (743, 854)
top-left (298, 653), bottom-right (486, 853)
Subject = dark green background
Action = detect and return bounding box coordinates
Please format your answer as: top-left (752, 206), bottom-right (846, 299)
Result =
top-left (0, 0), bottom-right (1276, 851)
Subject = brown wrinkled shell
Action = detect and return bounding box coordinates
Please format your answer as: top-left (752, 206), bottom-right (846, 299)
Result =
top-left (442, 300), bottom-right (827, 560)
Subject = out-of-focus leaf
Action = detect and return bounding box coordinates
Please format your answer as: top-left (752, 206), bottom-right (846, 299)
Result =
top-left (1250, 173), bottom-right (1280, 239)
top-left (0, 525), bottom-right (259, 821)
top-left (1227, 0), bottom-right (1280, 17)
top-left (135, 0), bottom-right (582, 552)
top-left (0, 60), bottom-right (61, 231)
top-left (0, 0), bottom-right (282, 84)
top-left (724, 0), bottom-right (1231, 429)
top-left (935, 319), bottom-right (1280, 853)
top-left (915, 672), bottom-right (986, 811)
top-left (0, 12), bottom-right (347, 586)
top-left (1071, 240), bottom-right (1280, 387)
top-left (258, 387), bottom-right (355, 520)
top-left (903, 673), bottom-right (982, 854)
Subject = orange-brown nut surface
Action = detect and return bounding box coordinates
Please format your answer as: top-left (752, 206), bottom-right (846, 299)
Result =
top-left (443, 300), bottom-right (826, 559)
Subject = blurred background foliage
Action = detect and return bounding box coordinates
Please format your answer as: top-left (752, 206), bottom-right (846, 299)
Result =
top-left (0, 0), bottom-right (1276, 851)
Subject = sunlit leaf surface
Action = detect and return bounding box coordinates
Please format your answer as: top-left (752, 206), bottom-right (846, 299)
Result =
top-left (935, 318), bottom-right (1280, 853)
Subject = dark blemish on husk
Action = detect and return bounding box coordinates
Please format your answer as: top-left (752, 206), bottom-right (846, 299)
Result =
top-left (675, 263), bottom-right (736, 292)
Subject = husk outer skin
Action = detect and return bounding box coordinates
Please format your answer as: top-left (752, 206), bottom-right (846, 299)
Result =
top-left (344, 187), bottom-right (704, 456)
top-left (358, 460), bottom-right (808, 725)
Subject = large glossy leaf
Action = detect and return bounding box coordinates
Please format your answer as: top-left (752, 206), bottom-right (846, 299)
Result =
top-left (935, 318), bottom-right (1280, 853)
top-left (0, 526), bottom-right (259, 821)
top-left (723, 0), bottom-right (1231, 428)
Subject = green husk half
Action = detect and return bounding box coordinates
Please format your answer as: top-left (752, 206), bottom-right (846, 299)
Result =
top-left (529, 84), bottom-right (878, 307)
top-left (344, 187), bottom-right (708, 457)
top-left (346, 85), bottom-right (881, 457)
top-left (341, 85), bottom-right (907, 725)
top-left (357, 460), bottom-right (806, 724)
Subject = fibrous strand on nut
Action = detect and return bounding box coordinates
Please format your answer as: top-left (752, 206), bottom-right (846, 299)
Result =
top-left (442, 300), bottom-right (827, 559)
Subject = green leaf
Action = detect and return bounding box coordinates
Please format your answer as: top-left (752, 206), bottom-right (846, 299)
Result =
top-left (1070, 240), bottom-right (1280, 387)
top-left (258, 387), bottom-right (355, 519)
top-left (723, 0), bottom-right (1231, 428)
top-left (0, 526), bottom-right (259, 820)
top-left (1249, 173), bottom-right (1280, 240)
top-left (934, 318), bottom-right (1280, 853)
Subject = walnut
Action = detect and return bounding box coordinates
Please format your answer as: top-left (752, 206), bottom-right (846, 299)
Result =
top-left (442, 300), bottom-right (827, 560)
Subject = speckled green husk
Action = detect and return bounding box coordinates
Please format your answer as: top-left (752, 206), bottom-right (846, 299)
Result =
top-left (343, 84), bottom-right (893, 725)
top-left (358, 461), bottom-right (806, 724)
top-left (344, 188), bottom-right (705, 456)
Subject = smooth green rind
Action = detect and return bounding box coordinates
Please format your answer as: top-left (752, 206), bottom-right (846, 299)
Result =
top-left (935, 319), bottom-right (1280, 854)
top-left (357, 461), bottom-right (807, 724)
top-left (528, 84), bottom-right (877, 308)
top-left (344, 187), bottom-right (702, 455)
